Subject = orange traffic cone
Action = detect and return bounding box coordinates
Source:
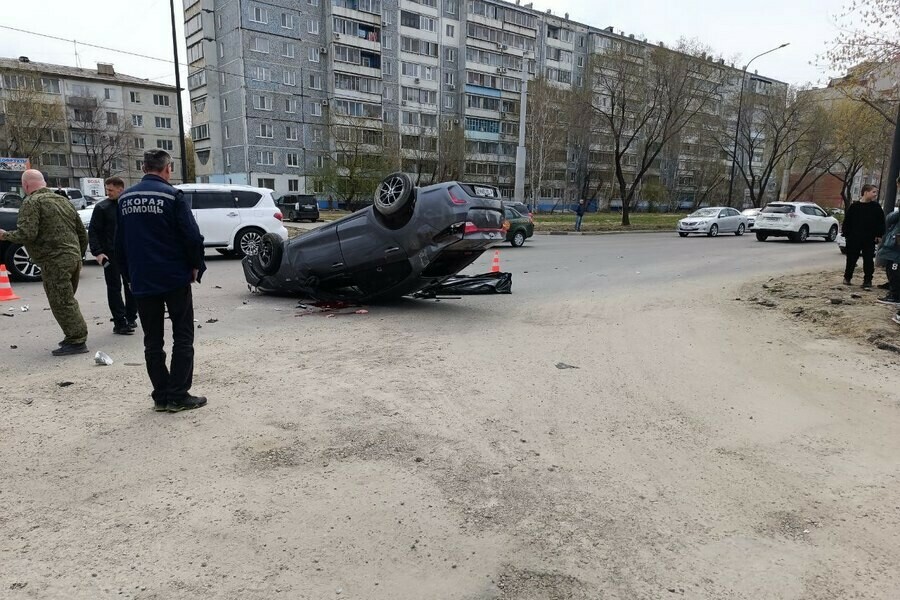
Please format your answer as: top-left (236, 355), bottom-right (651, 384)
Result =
top-left (0, 264), bottom-right (20, 302)
top-left (490, 250), bottom-right (501, 273)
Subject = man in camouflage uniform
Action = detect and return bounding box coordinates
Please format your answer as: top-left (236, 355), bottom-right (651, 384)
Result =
top-left (0, 169), bottom-right (90, 356)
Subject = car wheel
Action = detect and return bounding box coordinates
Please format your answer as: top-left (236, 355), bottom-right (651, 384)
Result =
top-left (756, 232), bottom-right (768, 242)
top-left (252, 233), bottom-right (284, 276)
top-left (511, 231), bottom-right (526, 247)
top-left (826, 225), bottom-right (838, 242)
top-left (707, 224), bottom-right (719, 237)
top-left (4, 244), bottom-right (42, 282)
top-left (374, 172), bottom-right (414, 216)
top-left (735, 223), bottom-right (745, 236)
top-left (234, 228), bottom-right (265, 258)
top-left (678, 232), bottom-right (688, 237)
top-left (792, 225), bottom-right (809, 243)
top-left (287, 210), bottom-right (296, 221)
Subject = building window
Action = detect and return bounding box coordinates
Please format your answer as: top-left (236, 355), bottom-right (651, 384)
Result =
top-left (40, 78), bottom-right (61, 94)
top-left (446, 0), bottom-right (458, 14)
top-left (219, 42), bottom-right (225, 58)
top-left (72, 154), bottom-right (93, 168)
top-left (282, 42), bottom-right (295, 58)
top-left (383, 10), bottom-right (393, 24)
top-left (72, 84), bottom-right (90, 97)
top-left (286, 153), bottom-right (299, 167)
top-left (308, 74), bottom-right (322, 90)
top-left (315, 155), bottom-right (326, 169)
top-left (383, 35), bottom-right (392, 50)
top-left (312, 128), bottom-right (323, 143)
top-left (187, 42), bottom-right (203, 62)
top-left (308, 19), bottom-right (319, 34)
top-left (225, 152), bottom-right (231, 167)
top-left (223, 98), bottom-right (228, 112)
top-left (135, 160), bottom-right (144, 171)
top-left (132, 114), bottom-right (144, 127)
top-left (281, 13), bottom-right (293, 28)
top-left (220, 71), bottom-right (226, 85)
top-left (216, 13), bottom-right (222, 29)
top-left (285, 125), bottom-right (298, 141)
top-left (308, 0), bottom-right (319, 5)
top-left (130, 91), bottom-right (141, 103)
top-left (258, 178), bottom-right (276, 188)
top-left (153, 94), bottom-right (170, 107)
top-left (50, 130), bottom-right (66, 143)
top-left (252, 66), bottom-right (270, 81)
top-left (445, 48), bottom-right (457, 62)
top-left (253, 95), bottom-right (273, 110)
top-left (446, 24), bottom-right (455, 37)
top-left (445, 95), bottom-right (454, 109)
top-left (283, 70), bottom-right (297, 86)
top-left (286, 98), bottom-right (297, 113)
top-left (185, 14), bottom-right (202, 35)
top-left (250, 36), bottom-right (269, 53)
top-left (134, 137), bottom-right (145, 149)
top-left (383, 62), bottom-right (392, 76)
top-left (192, 123), bottom-right (209, 139)
top-left (224, 125), bottom-right (230, 140)
top-left (577, 56), bottom-right (584, 68)
top-left (42, 153), bottom-right (67, 167)
top-left (105, 112), bottom-right (118, 125)
top-left (258, 123), bottom-right (273, 138)
top-left (288, 179), bottom-right (299, 192)
top-left (103, 88), bottom-right (113, 100)
top-left (157, 139), bottom-right (175, 150)
top-left (445, 72), bottom-right (455, 86)
top-left (155, 117), bottom-right (172, 129)
top-left (188, 70), bottom-right (206, 89)
top-left (250, 6), bottom-right (268, 23)
top-left (257, 151), bottom-right (275, 166)
top-left (310, 102), bottom-right (322, 117)
top-left (308, 47), bottom-right (320, 63)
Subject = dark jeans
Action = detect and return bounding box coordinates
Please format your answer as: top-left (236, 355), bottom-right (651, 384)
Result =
top-left (574, 215), bottom-right (583, 232)
top-left (104, 261), bottom-right (137, 326)
top-left (844, 239), bottom-right (876, 283)
top-left (135, 286), bottom-right (195, 405)
top-left (887, 262), bottom-right (900, 298)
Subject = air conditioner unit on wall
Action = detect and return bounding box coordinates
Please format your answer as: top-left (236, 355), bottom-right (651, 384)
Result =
top-left (414, 78), bottom-right (420, 84)
top-left (321, 99), bottom-right (329, 105)
top-left (320, 46), bottom-right (328, 54)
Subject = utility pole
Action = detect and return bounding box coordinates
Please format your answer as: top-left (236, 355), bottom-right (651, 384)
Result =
top-left (884, 104), bottom-right (900, 213)
top-left (514, 53), bottom-right (531, 206)
top-left (169, 0), bottom-right (189, 183)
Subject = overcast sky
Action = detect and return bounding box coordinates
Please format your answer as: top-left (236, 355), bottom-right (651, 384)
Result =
top-left (0, 0), bottom-right (849, 93)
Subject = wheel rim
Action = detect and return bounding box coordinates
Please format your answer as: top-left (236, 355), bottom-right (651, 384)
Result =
top-left (377, 176), bottom-right (406, 208)
top-left (514, 232), bottom-right (524, 245)
top-left (12, 246), bottom-right (40, 278)
top-left (738, 224), bottom-right (744, 234)
top-left (800, 227), bottom-right (808, 241)
top-left (710, 225), bottom-right (718, 236)
top-left (829, 226), bottom-right (837, 241)
top-left (240, 231), bottom-right (263, 256)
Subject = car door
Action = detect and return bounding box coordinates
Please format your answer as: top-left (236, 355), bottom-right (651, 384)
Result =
top-left (812, 206), bottom-right (832, 234)
top-left (729, 208), bottom-right (743, 230)
top-left (191, 190), bottom-right (241, 246)
top-left (336, 212), bottom-right (409, 291)
top-left (799, 206), bottom-right (821, 234)
top-left (718, 209), bottom-right (733, 232)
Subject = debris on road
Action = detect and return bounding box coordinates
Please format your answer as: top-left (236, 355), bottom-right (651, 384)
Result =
top-left (2, 312), bottom-right (14, 317)
top-left (94, 351), bottom-right (114, 366)
top-left (20, 305), bottom-right (29, 312)
top-left (428, 272), bottom-right (512, 295)
top-left (556, 363), bottom-right (579, 370)
top-left (206, 318), bottom-right (219, 324)
top-left (57, 381), bottom-right (74, 388)
top-left (10, 345), bottom-right (17, 349)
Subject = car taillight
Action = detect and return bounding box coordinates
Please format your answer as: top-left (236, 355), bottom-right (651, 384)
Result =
top-left (464, 221), bottom-right (478, 234)
top-left (788, 212), bottom-right (797, 218)
top-left (449, 189), bottom-right (467, 205)
top-left (274, 212), bottom-right (283, 221)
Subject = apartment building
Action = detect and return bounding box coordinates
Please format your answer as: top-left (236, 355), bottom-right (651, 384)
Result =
top-left (184, 0), bottom-right (783, 205)
top-left (0, 57), bottom-right (182, 187)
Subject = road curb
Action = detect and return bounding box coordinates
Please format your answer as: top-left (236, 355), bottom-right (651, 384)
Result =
top-left (535, 230), bottom-right (667, 236)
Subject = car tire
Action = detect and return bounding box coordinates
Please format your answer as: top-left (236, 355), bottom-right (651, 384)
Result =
top-left (253, 233), bottom-right (284, 276)
top-left (756, 232), bottom-right (768, 242)
top-left (735, 223), bottom-right (745, 236)
top-left (678, 232), bottom-right (688, 238)
top-left (792, 225), bottom-right (809, 243)
top-left (707, 224), bottom-right (719, 237)
top-left (826, 225), bottom-right (838, 242)
top-left (287, 210), bottom-right (297, 221)
top-left (234, 228), bottom-right (265, 258)
top-left (374, 172), bottom-right (414, 216)
top-left (4, 244), bottom-right (42, 282)
top-left (511, 230), bottom-right (526, 247)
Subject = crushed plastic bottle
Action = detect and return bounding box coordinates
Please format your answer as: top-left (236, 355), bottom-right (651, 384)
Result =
top-left (94, 351), bottom-right (114, 366)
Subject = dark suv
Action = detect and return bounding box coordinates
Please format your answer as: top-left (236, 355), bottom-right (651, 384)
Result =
top-left (276, 194), bottom-right (320, 222)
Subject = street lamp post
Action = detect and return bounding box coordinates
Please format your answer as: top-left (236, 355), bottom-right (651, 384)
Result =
top-left (726, 43), bottom-right (790, 206)
top-left (169, 0), bottom-right (189, 183)
top-left (514, 52), bottom-right (532, 206)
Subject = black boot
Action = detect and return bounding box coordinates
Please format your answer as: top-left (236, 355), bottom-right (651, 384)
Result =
top-left (52, 342), bottom-right (88, 356)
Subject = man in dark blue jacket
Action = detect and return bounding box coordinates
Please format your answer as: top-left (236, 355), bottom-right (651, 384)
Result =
top-left (116, 149), bottom-right (207, 412)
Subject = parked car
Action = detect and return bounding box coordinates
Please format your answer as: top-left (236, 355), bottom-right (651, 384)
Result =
top-left (503, 200), bottom-right (533, 218)
top-left (503, 206), bottom-right (534, 247)
top-left (243, 173), bottom-right (505, 302)
top-left (677, 207), bottom-right (748, 237)
top-left (754, 202), bottom-right (839, 243)
top-left (742, 208), bottom-right (761, 230)
top-left (176, 184), bottom-right (289, 257)
top-left (276, 193), bottom-right (320, 222)
top-left (0, 192), bottom-right (23, 209)
top-left (54, 187), bottom-right (88, 210)
top-left (0, 208), bottom-right (42, 281)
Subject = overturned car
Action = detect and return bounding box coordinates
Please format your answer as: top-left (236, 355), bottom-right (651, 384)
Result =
top-left (242, 173), bottom-right (506, 302)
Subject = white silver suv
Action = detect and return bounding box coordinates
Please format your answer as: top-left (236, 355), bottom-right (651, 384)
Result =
top-left (754, 202), bottom-right (839, 243)
top-left (176, 184), bottom-right (289, 257)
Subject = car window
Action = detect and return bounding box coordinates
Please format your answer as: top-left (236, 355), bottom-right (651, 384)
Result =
top-left (729, 209), bottom-right (740, 217)
top-left (235, 191), bottom-right (262, 208)
top-left (814, 207), bottom-right (828, 217)
top-left (68, 190), bottom-right (83, 199)
top-left (192, 191), bottom-right (235, 209)
top-left (506, 208), bottom-right (521, 219)
top-left (718, 211), bottom-right (727, 218)
top-left (761, 204), bottom-right (794, 214)
top-left (800, 207), bottom-right (816, 216)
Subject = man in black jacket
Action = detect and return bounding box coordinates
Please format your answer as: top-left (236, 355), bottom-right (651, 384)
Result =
top-left (116, 150), bottom-right (207, 413)
top-left (89, 176), bottom-right (137, 335)
top-left (842, 184), bottom-right (885, 290)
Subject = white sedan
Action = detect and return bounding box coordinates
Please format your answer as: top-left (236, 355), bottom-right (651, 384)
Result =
top-left (677, 207), bottom-right (748, 237)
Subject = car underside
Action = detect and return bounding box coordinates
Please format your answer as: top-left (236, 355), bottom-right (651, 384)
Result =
top-left (242, 174), bottom-right (506, 302)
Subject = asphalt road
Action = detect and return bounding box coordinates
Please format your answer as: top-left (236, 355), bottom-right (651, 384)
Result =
top-left (5, 232), bottom-right (898, 600)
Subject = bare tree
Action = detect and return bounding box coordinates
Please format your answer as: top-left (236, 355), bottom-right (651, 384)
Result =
top-left (781, 102), bottom-right (843, 201)
top-left (0, 75), bottom-right (67, 166)
top-left (827, 0), bottom-right (900, 76)
top-left (587, 39), bottom-right (727, 225)
top-left (69, 96), bottom-right (133, 178)
top-left (827, 99), bottom-right (892, 208)
top-left (525, 77), bottom-right (570, 212)
top-left (311, 113), bottom-right (392, 211)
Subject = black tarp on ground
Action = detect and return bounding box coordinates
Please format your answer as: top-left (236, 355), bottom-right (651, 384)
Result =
top-left (429, 272), bottom-right (512, 295)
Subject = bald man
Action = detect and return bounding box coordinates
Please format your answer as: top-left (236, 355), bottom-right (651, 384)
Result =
top-left (0, 170), bottom-right (89, 356)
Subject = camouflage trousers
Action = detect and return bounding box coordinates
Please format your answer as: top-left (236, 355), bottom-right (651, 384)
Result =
top-left (41, 256), bottom-right (88, 345)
